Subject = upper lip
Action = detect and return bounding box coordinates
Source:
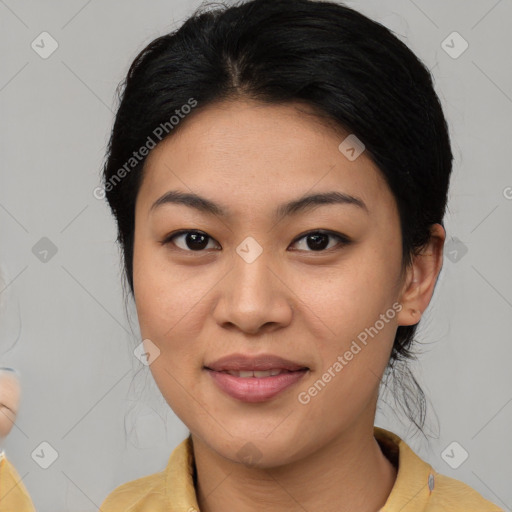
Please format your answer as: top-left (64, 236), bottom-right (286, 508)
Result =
top-left (205, 353), bottom-right (308, 372)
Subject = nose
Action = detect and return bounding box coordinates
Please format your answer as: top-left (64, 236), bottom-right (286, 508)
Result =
top-left (211, 248), bottom-right (293, 335)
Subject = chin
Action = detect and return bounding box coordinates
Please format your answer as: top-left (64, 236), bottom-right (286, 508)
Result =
top-left (200, 428), bottom-right (307, 469)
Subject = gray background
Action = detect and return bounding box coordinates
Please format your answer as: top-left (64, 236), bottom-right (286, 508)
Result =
top-left (0, 0), bottom-right (511, 510)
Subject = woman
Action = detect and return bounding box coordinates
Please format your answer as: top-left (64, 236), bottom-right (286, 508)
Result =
top-left (99, 0), bottom-right (503, 510)
top-left (0, 268), bottom-right (35, 511)
top-left (0, 369), bottom-right (35, 512)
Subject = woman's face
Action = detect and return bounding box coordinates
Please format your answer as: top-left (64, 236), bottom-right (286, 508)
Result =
top-left (132, 99), bottom-right (412, 466)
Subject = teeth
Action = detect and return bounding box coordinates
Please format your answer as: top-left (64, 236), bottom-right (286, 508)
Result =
top-left (254, 370), bottom-right (277, 377)
top-left (225, 369), bottom-right (288, 378)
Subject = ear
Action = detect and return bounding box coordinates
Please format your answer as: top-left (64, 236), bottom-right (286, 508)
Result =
top-left (396, 223), bottom-right (446, 326)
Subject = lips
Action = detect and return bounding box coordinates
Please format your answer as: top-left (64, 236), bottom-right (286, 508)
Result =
top-left (205, 353), bottom-right (308, 372)
top-left (204, 353), bottom-right (309, 402)
top-left (221, 369), bottom-right (291, 378)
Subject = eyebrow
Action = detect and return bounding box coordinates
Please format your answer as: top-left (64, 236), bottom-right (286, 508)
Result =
top-left (150, 189), bottom-right (368, 219)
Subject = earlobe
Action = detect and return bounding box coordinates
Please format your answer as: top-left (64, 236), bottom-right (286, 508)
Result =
top-left (396, 223), bottom-right (446, 327)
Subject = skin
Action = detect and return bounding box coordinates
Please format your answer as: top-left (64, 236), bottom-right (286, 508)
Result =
top-left (0, 369), bottom-right (20, 439)
top-left (132, 99), bottom-right (445, 512)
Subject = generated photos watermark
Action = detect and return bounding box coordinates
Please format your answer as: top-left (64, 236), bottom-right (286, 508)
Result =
top-left (93, 97), bottom-right (198, 200)
top-left (297, 301), bottom-right (403, 405)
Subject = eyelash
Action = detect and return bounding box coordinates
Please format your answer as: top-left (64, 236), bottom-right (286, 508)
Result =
top-left (160, 229), bottom-right (351, 254)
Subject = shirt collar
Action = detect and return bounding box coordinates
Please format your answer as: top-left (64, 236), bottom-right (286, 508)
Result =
top-left (374, 427), bottom-right (435, 511)
top-left (164, 426), bottom-right (435, 512)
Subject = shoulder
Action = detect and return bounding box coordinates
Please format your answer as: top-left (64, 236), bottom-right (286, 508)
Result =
top-left (100, 470), bottom-right (169, 512)
top-left (0, 452), bottom-right (36, 512)
top-left (100, 436), bottom-right (197, 512)
top-left (374, 427), bottom-right (503, 512)
top-left (427, 471), bottom-right (504, 511)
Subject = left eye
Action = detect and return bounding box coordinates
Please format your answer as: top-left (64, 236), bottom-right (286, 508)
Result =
top-left (290, 230), bottom-right (349, 252)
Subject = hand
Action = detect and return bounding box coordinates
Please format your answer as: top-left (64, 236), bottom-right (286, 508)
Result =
top-left (0, 368), bottom-right (20, 439)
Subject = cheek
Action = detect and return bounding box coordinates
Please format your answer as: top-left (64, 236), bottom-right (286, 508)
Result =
top-left (132, 246), bottom-right (206, 414)
top-left (289, 242), bottom-right (401, 411)
top-left (133, 240), bottom-right (204, 339)
top-left (295, 247), bottom-right (401, 342)
top-left (293, 264), bottom-right (398, 432)
top-left (132, 240), bottom-right (221, 405)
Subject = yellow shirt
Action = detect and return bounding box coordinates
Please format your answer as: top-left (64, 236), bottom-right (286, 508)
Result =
top-left (0, 452), bottom-right (35, 512)
top-left (100, 427), bottom-right (503, 511)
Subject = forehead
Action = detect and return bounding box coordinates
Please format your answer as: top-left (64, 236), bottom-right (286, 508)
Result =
top-left (137, 99), bottom-right (393, 216)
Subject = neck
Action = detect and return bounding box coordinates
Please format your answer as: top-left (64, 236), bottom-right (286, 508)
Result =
top-left (192, 423), bottom-right (397, 512)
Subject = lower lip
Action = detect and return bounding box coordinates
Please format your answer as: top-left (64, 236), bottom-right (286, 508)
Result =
top-left (206, 369), bottom-right (308, 403)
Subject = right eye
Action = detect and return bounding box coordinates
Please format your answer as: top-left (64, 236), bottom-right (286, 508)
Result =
top-left (161, 230), bottom-right (221, 252)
